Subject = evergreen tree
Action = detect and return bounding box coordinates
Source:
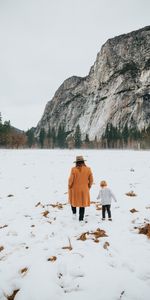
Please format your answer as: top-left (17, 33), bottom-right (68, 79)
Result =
top-left (129, 127), bottom-right (141, 140)
top-left (74, 125), bottom-right (82, 148)
top-left (122, 124), bottom-right (129, 144)
top-left (39, 128), bottom-right (46, 148)
top-left (0, 119), bottom-right (11, 146)
top-left (57, 125), bottom-right (66, 148)
top-left (51, 127), bottom-right (56, 148)
top-left (85, 133), bottom-right (89, 144)
top-left (47, 126), bottom-right (51, 140)
top-left (47, 126), bottom-right (52, 147)
top-left (102, 123), bottom-right (120, 148)
top-left (26, 128), bottom-right (35, 148)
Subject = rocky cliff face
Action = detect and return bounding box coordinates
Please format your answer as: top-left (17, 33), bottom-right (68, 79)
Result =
top-left (35, 26), bottom-right (150, 141)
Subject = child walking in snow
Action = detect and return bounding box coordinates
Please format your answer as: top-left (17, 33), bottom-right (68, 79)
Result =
top-left (97, 180), bottom-right (117, 221)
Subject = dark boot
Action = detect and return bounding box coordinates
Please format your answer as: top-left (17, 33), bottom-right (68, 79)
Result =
top-left (71, 206), bottom-right (76, 214)
top-left (79, 207), bottom-right (85, 221)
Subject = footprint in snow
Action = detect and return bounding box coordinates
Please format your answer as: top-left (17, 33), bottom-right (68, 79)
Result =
top-left (70, 267), bottom-right (85, 278)
top-left (57, 273), bottom-right (81, 293)
top-left (7, 230), bottom-right (18, 236)
top-left (57, 257), bottom-right (85, 293)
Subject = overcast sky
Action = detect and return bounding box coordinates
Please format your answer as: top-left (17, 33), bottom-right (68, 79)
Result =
top-left (0, 0), bottom-right (150, 130)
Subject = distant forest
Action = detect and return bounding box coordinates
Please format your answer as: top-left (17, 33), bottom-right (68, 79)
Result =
top-left (0, 113), bottom-right (150, 149)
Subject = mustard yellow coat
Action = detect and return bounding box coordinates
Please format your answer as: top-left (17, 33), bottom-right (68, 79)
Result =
top-left (68, 165), bottom-right (93, 207)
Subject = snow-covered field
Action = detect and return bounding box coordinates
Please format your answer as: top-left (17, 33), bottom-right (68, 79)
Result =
top-left (0, 149), bottom-right (150, 300)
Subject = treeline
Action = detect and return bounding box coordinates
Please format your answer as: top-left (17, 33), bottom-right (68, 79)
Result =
top-left (27, 124), bottom-right (84, 149)
top-left (0, 114), bottom-right (27, 148)
top-left (101, 123), bottom-right (150, 149)
top-left (0, 112), bottom-right (150, 149)
top-left (28, 123), bottom-right (150, 149)
top-left (0, 114), bottom-right (85, 149)
top-left (12, 123), bottom-right (97, 149)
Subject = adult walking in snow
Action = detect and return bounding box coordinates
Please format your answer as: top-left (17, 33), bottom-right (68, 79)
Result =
top-left (68, 155), bottom-right (93, 222)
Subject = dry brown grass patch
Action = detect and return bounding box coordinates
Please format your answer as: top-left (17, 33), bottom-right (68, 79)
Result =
top-left (93, 228), bottom-right (107, 239)
top-left (0, 246), bottom-right (4, 252)
top-left (93, 238), bottom-right (99, 243)
top-left (20, 267), bottom-right (28, 276)
top-left (0, 224), bottom-right (8, 229)
top-left (35, 202), bottom-right (45, 208)
top-left (47, 256), bottom-right (57, 262)
top-left (139, 223), bottom-right (150, 238)
top-left (77, 232), bottom-right (88, 241)
top-left (91, 201), bottom-right (102, 210)
top-left (103, 241), bottom-right (110, 250)
top-left (77, 228), bottom-right (107, 242)
top-left (62, 238), bottom-right (73, 250)
top-left (42, 210), bottom-right (49, 217)
top-left (49, 203), bottom-right (64, 209)
top-left (125, 191), bottom-right (137, 197)
top-left (6, 289), bottom-right (20, 300)
top-left (96, 204), bottom-right (102, 210)
top-left (130, 208), bottom-right (138, 213)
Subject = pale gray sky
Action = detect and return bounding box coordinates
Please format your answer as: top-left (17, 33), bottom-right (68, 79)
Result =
top-left (0, 0), bottom-right (150, 130)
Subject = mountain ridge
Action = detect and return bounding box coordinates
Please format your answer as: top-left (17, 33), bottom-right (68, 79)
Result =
top-left (35, 25), bottom-right (150, 146)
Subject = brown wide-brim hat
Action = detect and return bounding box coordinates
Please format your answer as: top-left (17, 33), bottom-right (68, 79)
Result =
top-left (73, 155), bottom-right (86, 163)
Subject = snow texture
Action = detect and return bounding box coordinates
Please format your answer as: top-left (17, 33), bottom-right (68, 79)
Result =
top-left (0, 149), bottom-right (150, 300)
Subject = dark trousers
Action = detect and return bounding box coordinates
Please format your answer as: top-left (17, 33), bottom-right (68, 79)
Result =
top-left (71, 206), bottom-right (85, 221)
top-left (102, 205), bottom-right (111, 219)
